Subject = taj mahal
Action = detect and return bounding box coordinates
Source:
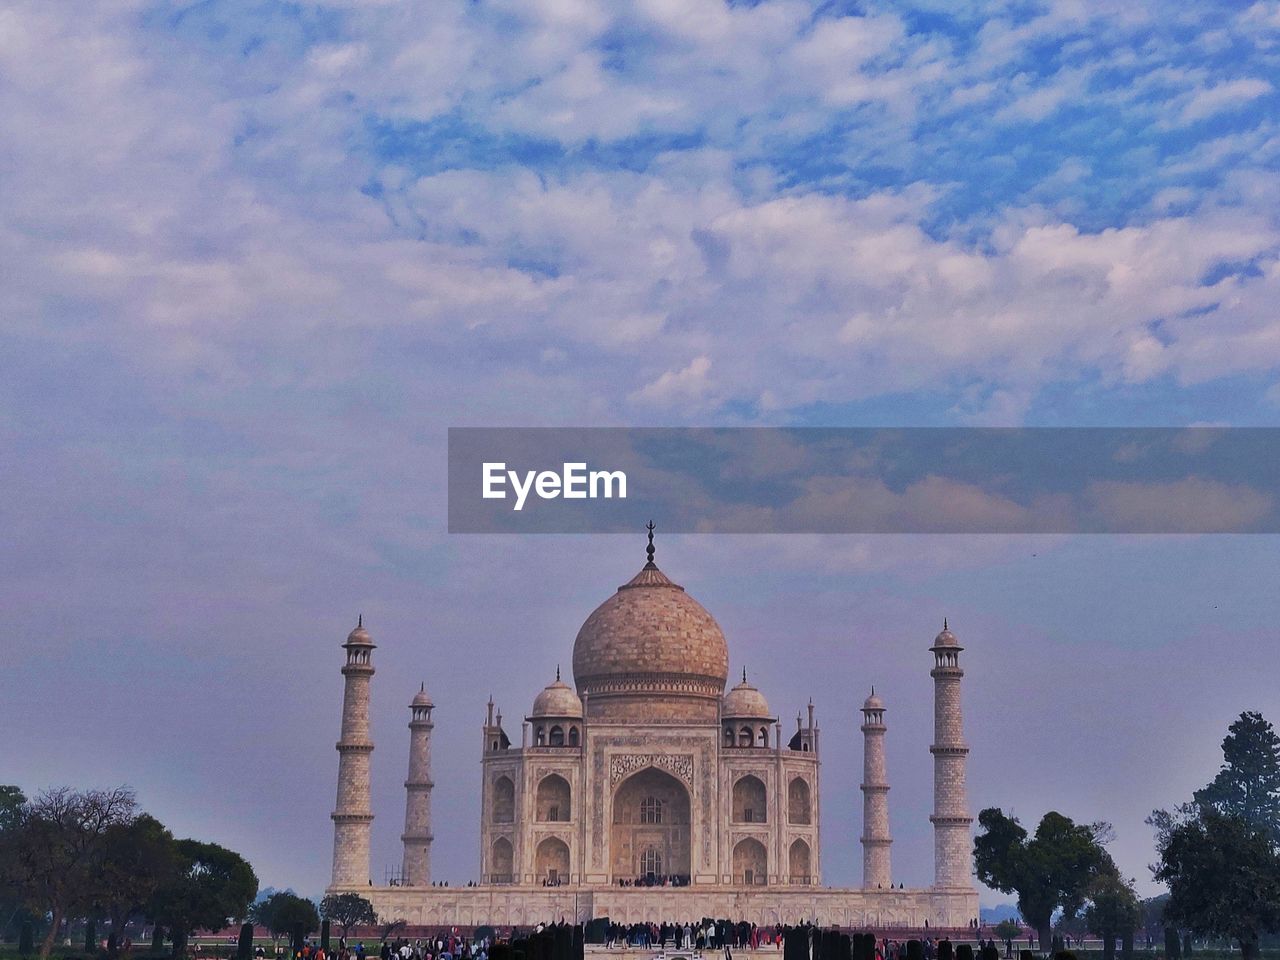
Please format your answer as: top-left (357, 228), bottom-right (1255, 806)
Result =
top-left (326, 530), bottom-right (979, 929)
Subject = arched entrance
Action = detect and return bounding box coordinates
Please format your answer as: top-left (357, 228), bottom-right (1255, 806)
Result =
top-left (490, 836), bottom-right (513, 883)
top-left (788, 777), bottom-right (811, 824)
top-left (788, 838), bottom-right (811, 883)
top-left (536, 774), bottom-right (571, 822)
top-left (733, 837), bottom-right (767, 885)
top-left (492, 776), bottom-right (515, 823)
top-left (732, 774), bottom-right (767, 823)
top-left (611, 767), bottom-right (691, 883)
top-left (535, 836), bottom-right (570, 885)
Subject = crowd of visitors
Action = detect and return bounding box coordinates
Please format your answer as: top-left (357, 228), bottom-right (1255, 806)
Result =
top-left (274, 933), bottom-right (491, 960)
top-left (614, 875), bottom-right (691, 888)
top-left (600, 919), bottom-right (801, 951)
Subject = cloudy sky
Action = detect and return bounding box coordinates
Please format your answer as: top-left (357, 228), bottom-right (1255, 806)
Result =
top-left (3, 0), bottom-right (1279, 905)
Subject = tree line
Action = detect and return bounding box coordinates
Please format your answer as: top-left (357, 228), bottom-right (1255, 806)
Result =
top-left (0, 785), bottom-right (257, 959)
top-left (975, 710), bottom-right (1280, 960)
top-left (0, 786), bottom-right (390, 960)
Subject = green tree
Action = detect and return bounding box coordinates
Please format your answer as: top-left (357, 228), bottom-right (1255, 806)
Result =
top-left (1193, 712), bottom-right (1280, 840)
top-left (149, 839), bottom-right (258, 959)
top-left (377, 919), bottom-right (405, 945)
top-left (974, 808), bottom-right (1113, 952)
top-left (1153, 808), bottom-right (1280, 960)
top-left (318, 894), bottom-right (376, 940)
top-left (0, 787), bottom-right (25, 833)
top-left (97, 815), bottom-right (183, 948)
top-left (0, 786), bottom-right (29, 941)
top-left (2, 787), bottom-right (137, 958)
top-left (251, 893), bottom-right (318, 945)
top-left (993, 920), bottom-right (1021, 958)
top-left (1085, 874), bottom-right (1141, 960)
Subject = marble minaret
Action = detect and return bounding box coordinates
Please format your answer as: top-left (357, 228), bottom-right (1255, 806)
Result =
top-left (860, 688), bottom-right (892, 888)
top-left (929, 619), bottom-right (972, 889)
top-left (331, 617), bottom-right (375, 888)
top-left (401, 683), bottom-right (435, 886)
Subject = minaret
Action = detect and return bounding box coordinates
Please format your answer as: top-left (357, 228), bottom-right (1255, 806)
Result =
top-left (930, 619), bottom-right (973, 889)
top-left (860, 688), bottom-right (892, 889)
top-left (331, 617), bottom-right (376, 888)
top-left (401, 683), bottom-right (435, 886)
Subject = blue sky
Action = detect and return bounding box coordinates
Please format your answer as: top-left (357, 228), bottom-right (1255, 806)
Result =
top-left (2, 0), bottom-right (1280, 905)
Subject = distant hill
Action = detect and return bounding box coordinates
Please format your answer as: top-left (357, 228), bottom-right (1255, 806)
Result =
top-left (981, 904), bottom-right (1022, 923)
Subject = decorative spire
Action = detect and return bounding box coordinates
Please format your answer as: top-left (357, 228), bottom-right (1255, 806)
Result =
top-left (645, 520), bottom-right (656, 567)
top-left (556, 664), bottom-right (561, 682)
top-left (358, 613), bottom-right (363, 628)
top-left (943, 617), bottom-right (948, 631)
top-left (742, 666), bottom-right (748, 684)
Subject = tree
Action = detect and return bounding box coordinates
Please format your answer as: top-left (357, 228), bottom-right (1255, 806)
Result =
top-left (97, 815), bottom-right (183, 948)
top-left (0, 786), bottom-right (29, 941)
top-left (2, 787), bottom-right (138, 957)
top-left (1153, 807), bottom-right (1280, 960)
top-left (1085, 873), bottom-right (1141, 960)
top-left (149, 839), bottom-right (258, 959)
top-left (993, 920), bottom-right (1021, 958)
top-left (0, 787), bottom-right (25, 833)
top-left (974, 808), bottom-right (1113, 951)
top-left (251, 893), bottom-right (318, 945)
top-left (377, 919), bottom-right (405, 945)
top-left (1193, 712), bottom-right (1280, 841)
top-left (319, 894), bottom-right (377, 939)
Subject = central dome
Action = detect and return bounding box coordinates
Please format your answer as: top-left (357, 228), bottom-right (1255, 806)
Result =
top-left (572, 559), bottom-right (729, 722)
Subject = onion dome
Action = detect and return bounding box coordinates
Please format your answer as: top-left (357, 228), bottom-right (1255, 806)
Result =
top-left (345, 614), bottom-right (375, 647)
top-left (863, 688), bottom-right (884, 712)
top-left (722, 670), bottom-right (774, 720)
top-left (571, 524), bottom-right (729, 721)
top-left (530, 670), bottom-right (584, 719)
top-left (931, 617), bottom-right (962, 651)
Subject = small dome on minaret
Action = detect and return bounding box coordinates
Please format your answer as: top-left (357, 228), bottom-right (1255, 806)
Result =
top-left (862, 688), bottom-right (884, 712)
top-left (931, 618), bottom-right (961, 650)
top-left (411, 683), bottom-right (433, 708)
top-left (346, 614), bottom-right (375, 647)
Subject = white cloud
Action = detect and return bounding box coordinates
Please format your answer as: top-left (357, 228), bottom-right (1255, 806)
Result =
top-left (1179, 77), bottom-right (1273, 123)
top-left (630, 355), bottom-right (713, 407)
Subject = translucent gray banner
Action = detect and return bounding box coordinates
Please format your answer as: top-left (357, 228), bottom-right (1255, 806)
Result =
top-left (447, 428), bottom-right (1280, 533)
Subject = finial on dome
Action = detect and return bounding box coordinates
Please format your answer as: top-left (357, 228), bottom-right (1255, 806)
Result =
top-left (421, 682), bottom-right (425, 692)
top-left (943, 617), bottom-right (948, 631)
top-left (645, 520), bottom-right (656, 567)
top-left (742, 666), bottom-right (747, 684)
top-left (871, 685), bottom-right (875, 696)
top-left (358, 613), bottom-right (363, 628)
top-left (556, 664), bottom-right (561, 682)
